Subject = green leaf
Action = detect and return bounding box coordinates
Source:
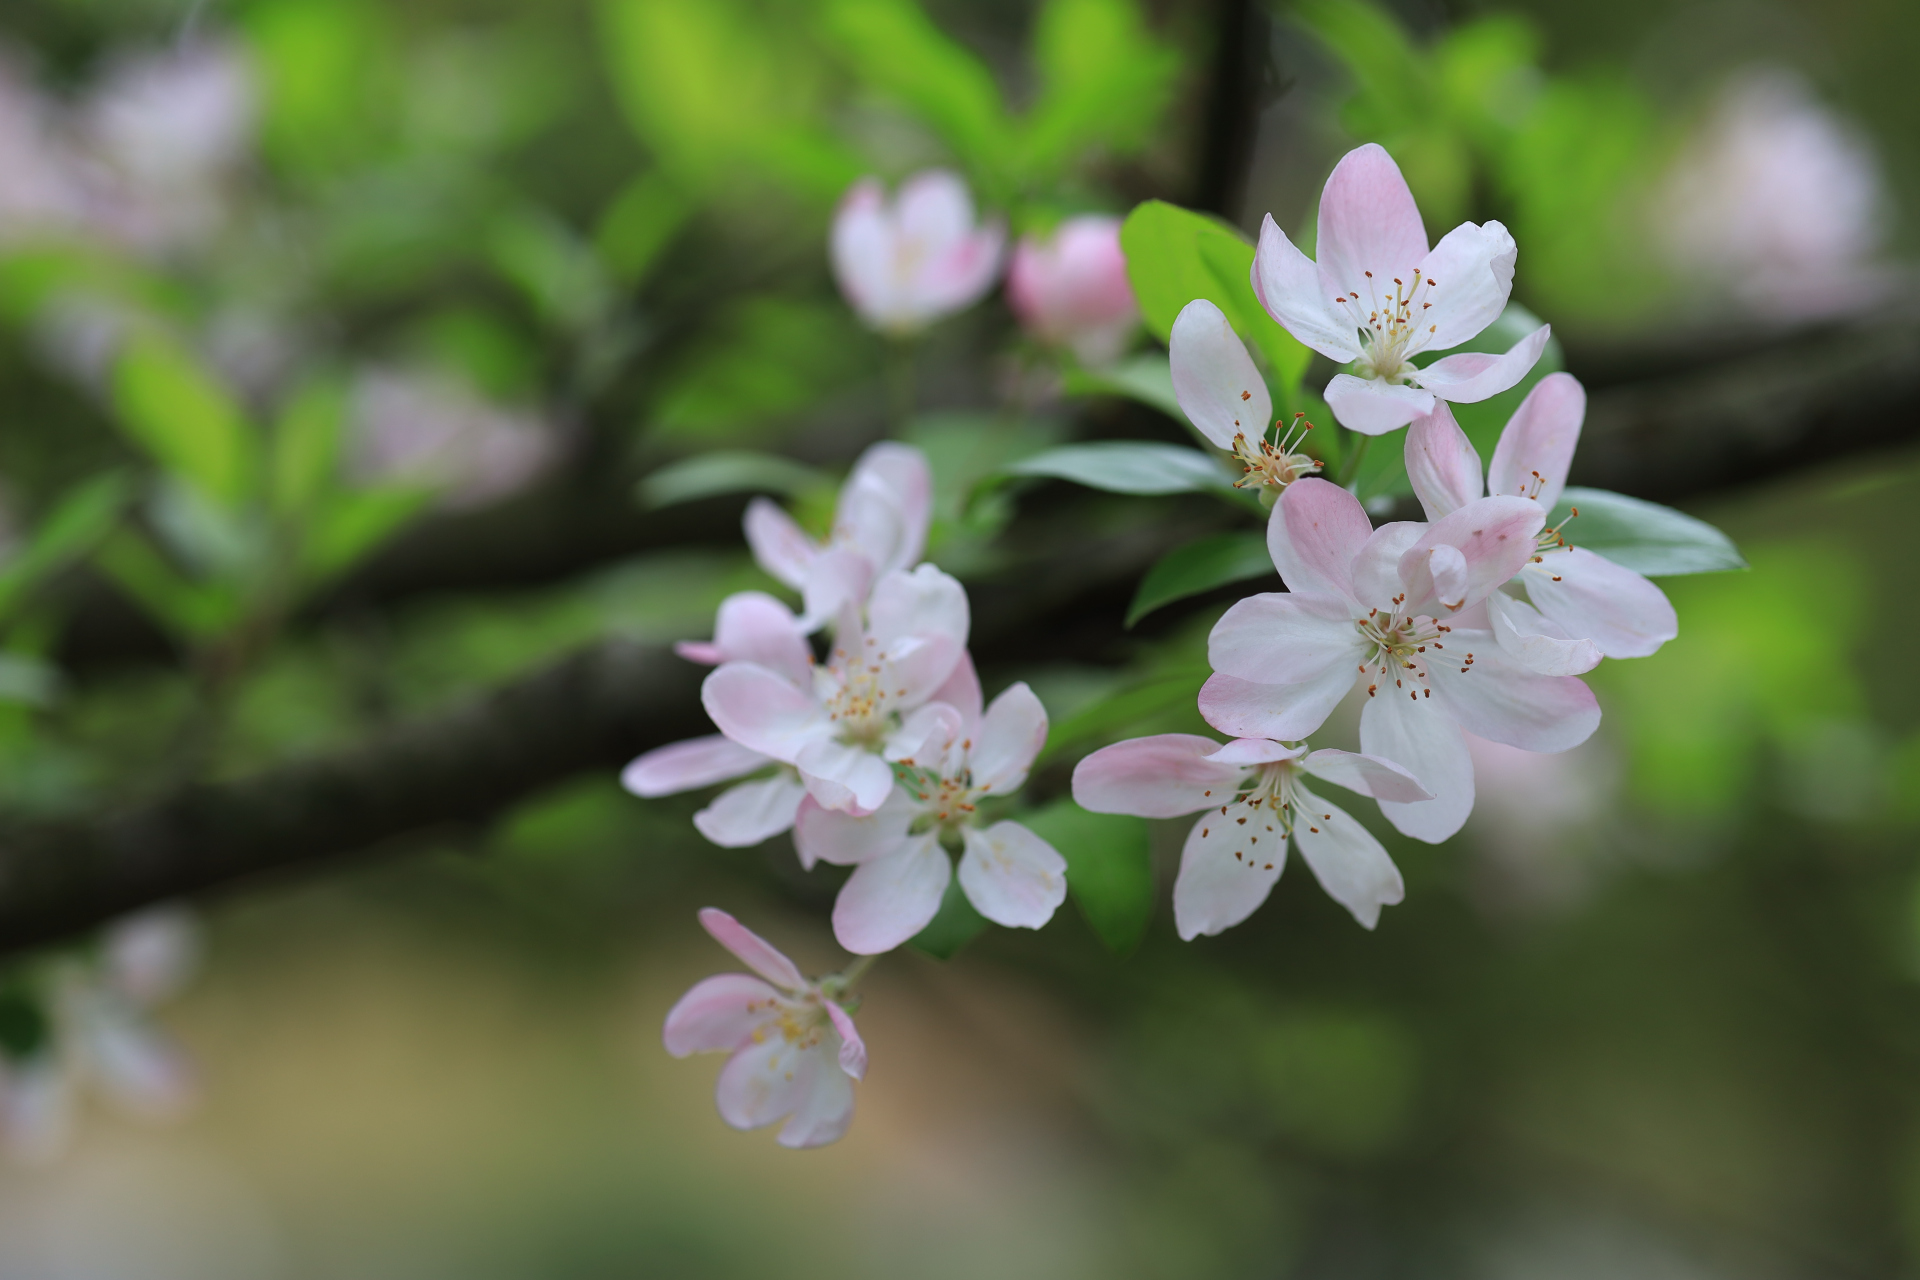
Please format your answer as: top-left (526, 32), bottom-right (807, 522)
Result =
top-left (909, 872), bottom-right (988, 960)
top-left (95, 530), bottom-right (244, 641)
top-left (1119, 200), bottom-right (1312, 399)
top-left (303, 487), bottom-right (434, 580)
top-left (1126, 531), bottom-right (1274, 627)
top-left (1061, 352), bottom-right (1182, 421)
top-left (0, 472), bottom-right (130, 620)
top-left (271, 374), bottom-right (347, 518)
top-left (1006, 442), bottom-right (1232, 495)
top-left (111, 336), bottom-right (257, 509)
top-left (637, 452), bottom-right (831, 510)
top-left (1037, 665), bottom-right (1210, 767)
top-left (1549, 488), bottom-right (1746, 577)
top-left (1020, 0), bottom-right (1179, 173)
top-left (1021, 798), bottom-right (1154, 954)
top-left (595, 171), bottom-right (692, 284)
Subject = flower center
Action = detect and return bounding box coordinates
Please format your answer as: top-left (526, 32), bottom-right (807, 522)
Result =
top-left (749, 994), bottom-right (831, 1049)
top-left (1232, 412), bottom-right (1323, 496)
top-left (1336, 269), bottom-right (1441, 383)
top-left (821, 637), bottom-right (906, 746)
top-left (1354, 596), bottom-right (1473, 701)
top-left (1522, 505), bottom-right (1579, 582)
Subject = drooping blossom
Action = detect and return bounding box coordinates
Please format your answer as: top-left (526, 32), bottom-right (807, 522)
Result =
top-left (1006, 214), bottom-right (1138, 366)
top-left (1075, 733), bottom-right (1430, 938)
top-left (744, 442), bottom-right (932, 628)
top-left (622, 593), bottom-right (814, 848)
top-left (1202, 477), bottom-right (1600, 842)
top-left (831, 170), bottom-right (1005, 335)
top-left (663, 908), bottom-right (867, 1149)
top-left (795, 662), bottom-right (1064, 954)
top-left (1169, 299), bottom-right (1321, 499)
top-left (348, 367), bottom-right (557, 510)
top-left (1404, 374), bottom-right (1677, 674)
top-left (703, 564), bottom-right (969, 817)
top-left (0, 910), bottom-right (198, 1163)
top-left (1251, 143), bottom-right (1549, 435)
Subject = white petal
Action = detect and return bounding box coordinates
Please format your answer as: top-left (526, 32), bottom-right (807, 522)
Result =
top-left (1397, 495), bottom-right (1544, 616)
top-left (1073, 733), bottom-right (1245, 818)
top-left (968, 682), bottom-right (1048, 795)
top-left (702, 663), bottom-right (831, 764)
top-left (959, 822), bottom-right (1068, 929)
top-left (715, 1032), bottom-right (827, 1135)
top-left (1252, 214), bottom-right (1363, 361)
top-left (1170, 299), bottom-right (1273, 449)
top-left (1411, 324), bottom-right (1549, 404)
top-left (1204, 738), bottom-right (1307, 766)
top-left (742, 497), bottom-right (816, 592)
top-left (831, 834), bottom-right (952, 954)
top-left (709, 591), bottom-right (812, 684)
top-left (1487, 371), bottom-right (1583, 508)
top-left (792, 788), bottom-right (918, 868)
top-left (1525, 547), bottom-right (1678, 659)
top-left (694, 775), bottom-right (807, 847)
top-left (1289, 783), bottom-right (1404, 929)
top-left (1486, 590), bottom-right (1602, 677)
top-left (1269, 476), bottom-right (1374, 605)
top-left (1349, 520), bottom-right (1426, 607)
top-left (623, 734), bottom-right (771, 798)
top-left (1297, 749), bottom-right (1433, 803)
top-left (1314, 143), bottom-right (1430, 301)
top-left (1414, 221), bottom-right (1516, 350)
top-left (1360, 686), bottom-right (1474, 843)
top-left (663, 974), bottom-right (787, 1056)
top-left (794, 739), bottom-right (896, 814)
top-left (800, 548), bottom-right (876, 632)
top-left (775, 1045), bottom-right (856, 1148)
top-left (831, 177), bottom-right (901, 329)
top-left (1172, 802), bottom-right (1285, 939)
top-left (884, 702), bottom-right (965, 769)
top-left (1198, 668), bottom-right (1356, 744)
top-left (1324, 374), bottom-right (1436, 436)
top-left (843, 442), bottom-right (932, 575)
top-left (1426, 633), bottom-right (1601, 753)
top-left (1209, 591), bottom-right (1366, 685)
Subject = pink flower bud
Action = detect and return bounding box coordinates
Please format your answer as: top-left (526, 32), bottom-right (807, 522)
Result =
top-left (1006, 215), bottom-right (1138, 366)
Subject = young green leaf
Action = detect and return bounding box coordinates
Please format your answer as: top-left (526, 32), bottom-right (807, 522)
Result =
top-left (1021, 0), bottom-right (1179, 174)
top-left (1549, 488), bottom-right (1746, 576)
top-left (303, 487), bottom-right (434, 581)
top-left (909, 873), bottom-right (989, 960)
top-left (95, 530), bottom-right (244, 641)
top-left (1126, 531), bottom-right (1275, 628)
top-left (637, 452), bottom-right (831, 510)
top-left (271, 375), bottom-right (348, 518)
top-left (111, 335), bottom-right (258, 509)
top-left (0, 472), bottom-right (129, 621)
top-left (1006, 441), bottom-right (1233, 495)
top-left (1021, 798), bottom-right (1153, 954)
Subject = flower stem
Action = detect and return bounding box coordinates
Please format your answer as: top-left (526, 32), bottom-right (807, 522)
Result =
top-left (836, 953), bottom-right (879, 991)
top-left (886, 339), bottom-right (917, 431)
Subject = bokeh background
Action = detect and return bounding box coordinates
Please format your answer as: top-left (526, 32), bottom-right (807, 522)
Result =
top-left (1, 0), bottom-right (1918, 1276)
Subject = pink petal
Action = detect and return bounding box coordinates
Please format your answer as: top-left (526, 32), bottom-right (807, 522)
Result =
top-left (1170, 299), bottom-right (1272, 450)
top-left (774, 1047), bottom-right (856, 1148)
top-left (1204, 738), bottom-right (1307, 765)
top-left (1486, 590), bottom-right (1602, 676)
top-left (958, 821), bottom-right (1068, 929)
top-left (844, 442), bottom-right (933, 574)
top-left (693, 775), bottom-right (807, 847)
top-left (969, 682), bottom-right (1048, 795)
top-left (1270, 476), bottom-right (1374, 603)
top-left (81, 1005), bottom-right (195, 1119)
top-left (663, 973), bottom-right (787, 1056)
top-left (715, 1032), bottom-right (821, 1133)
top-left (1209, 591), bottom-right (1366, 685)
top-left (1172, 802), bottom-right (1284, 939)
top-left (1323, 374), bottom-right (1436, 435)
top-left (831, 177), bottom-right (896, 327)
top-left (1288, 783), bottom-right (1404, 929)
top-left (1404, 402), bottom-right (1484, 520)
top-left (1073, 733), bottom-right (1244, 818)
top-left (794, 739), bottom-right (896, 815)
top-left (1397, 495), bottom-right (1545, 616)
top-left (711, 591), bottom-right (812, 686)
top-left (1412, 323), bottom-right (1550, 405)
top-left (825, 1002), bottom-right (867, 1082)
top-left (1525, 547), bottom-right (1678, 659)
top-left (1414, 220), bottom-right (1517, 350)
top-left (831, 834), bottom-right (952, 955)
top-left (793, 787), bottom-right (916, 867)
top-left (1424, 544), bottom-right (1472, 611)
top-left (1297, 749), bottom-right (1434, 803)
top-left (896, 169), bottom-right (974, 249)
top-left (925, 649), bottom-right (983, 731)
top-left (622, 734), bottom-right (770, 798)
top-left (1198, 668), bottom-right (1356, 744)
top-left (1425, 633), bottom-right (1601, 753)
top-left (742, 497), bottom-right (816, 592)
top-left (1487, 371), bottom-right (1584, 508)
top-left (698, 907), bottom-right (808, 990)
top-left (1349, 521), bottom-right (1427, 606)
top-left (702, 663), bottom-right (829, 764)
top-left (1253, 213), bottom-right (1363, 361)
top-left (1359, 688), bottom-right (1474, 843)
top-left (674, 640), bottom-right (724, 664)
top-left (1314, 144), bottom-right (1430, 300)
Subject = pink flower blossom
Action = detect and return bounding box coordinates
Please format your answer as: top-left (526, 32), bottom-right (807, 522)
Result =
top-left (1006, 214), bottom-right (1138, 366)
top-left (622, 592), bottom-right (814, 847)
top-left (1169, 299), bottom-right (1321, 497)
top-left (744, 442), bottom-right (932, 628)
top-left (1202, 477), bottom-right (1600, 842)
top-left (795, 665), bottom-right (1064, 954)
top-left (831, 170), bottom-right (1005, 334)
top-left (349, 367), bottom-right (557, 510)
top-left (663, 908), bottom-right (867, 1149)
top-left (1074, 734), bottom-right (1430, 937)
top-left (1404, 374), bottom-right (1677, 674)
top-left (703, 564), bottom-right (969, 817)
top-left (1251, 144), bottom-right (1549, 435)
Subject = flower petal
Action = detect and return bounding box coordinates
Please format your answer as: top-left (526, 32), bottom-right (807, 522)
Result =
top-left (794, 739), bottom-right (896, 815)
top-left (1486, 371), bottom-right (1583, 508)
top-left (1404, 402), bottom-right (1484, 520)
top-left (1426, 632), bottom-right (1601, 753)
top-left (1209, 591), bottom-right (1365, 685)
top-left (775, 1046), bottom-right (856, 1149)
top-left (800, 548), bottom-right (877, 632)
top-left (832, 833), bottom-right (952, 955)
top-left (925, 649), bottom-right (984, 731)
top-left (1324, 374), bottom-right (1436, 435)
top-left (825, 1002), bottom-right (867, 1082)
top-left (1073, 733), bottom-right (1244, 818)
top-left (1397, 495), bottom-right (1545, 616)
top-left (969, 682), bottom-right (1048, 795)
top-left (1205, 738), bottom-right (1307, 766)
top-left (663, 973), bottom-right (786, 1056)
top-left (844, 442), bottom-right (933, 575)
top-left (1349, 521), bottom-right (1426, 606)
top-left (830, 177), bottom-right (898, 329)
top-left (884, 702), bottom-right (965, 769)
top-left (1170, 299), bottom-right (1273, 450)
top-left (715, 1032), bottom-right (818, 1132)
top-left (1525, 547), bottom-right (1678, 659)
top-left (742, 497), bottom-right (816, 592)
top-left (78, 1003), bottom-right (194, 1118)
top-left (1270, 476), bottom-right (1374, 603)
top-left (1315, 143), bottom-right (1430, 299)
top-left (694, 775), bottom-right (807, 847)
top-left (793, 786), bottom-right (917, 868)
top-left (1486, 590), bottom-right (1602, 677)
top-left (959, 821), bottom-right (1068, 929)
top-left (1172, 803), bottom-right (1285, 939)
top-left (712, 591), bottom-right (812, 685)
top-left (1360, 687), bottom-right (1474, 843)
top-left (1198, 669), bottom-right (1356, 744)
top-left (1289, 783), bottom-right (1405, 929)
top-left (1414, 221), bottom-right (1517, 350)
top-left (698, 907), bottom-right (808, 990)
top-left (1297, 749), bottom-right (1433, 803)
top-left (1253, 214), bottom-right (1362, 361)
top-left (1412, 323), bottom-right (1550, 405)
top-left (622, 734), bottom-right (770, 798)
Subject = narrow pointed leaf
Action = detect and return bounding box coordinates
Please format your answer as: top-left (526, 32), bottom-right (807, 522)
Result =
top-left (1126, 531), bottom-right (1276, 627)
top-left (1549, 487), bottom-right (1746, 576)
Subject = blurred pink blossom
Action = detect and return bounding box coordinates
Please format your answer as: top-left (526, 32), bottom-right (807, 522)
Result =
top-left (831, 170), bottom-right (1005, 334)
top-left (664, 908), bottom-right (866, 1149)
top-left (348, 368), bottom-right (557, 509)
top-left (1006, 214), bottom-right (1138, 365)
